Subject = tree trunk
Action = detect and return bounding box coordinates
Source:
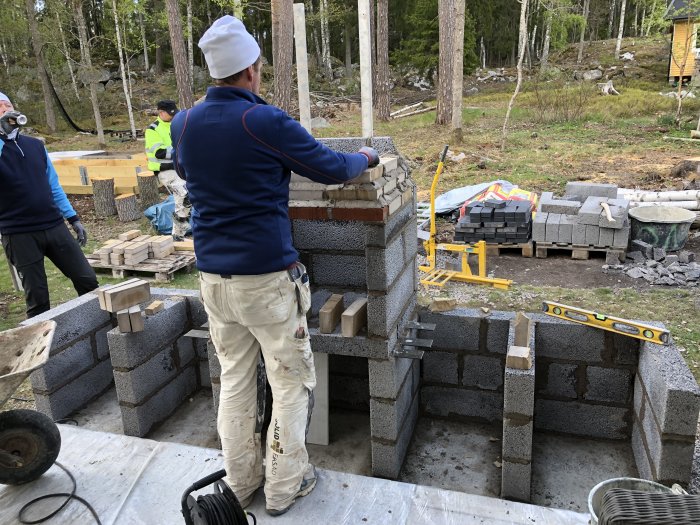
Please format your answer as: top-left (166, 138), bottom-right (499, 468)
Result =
top-left (370, 0), bottom-right (378, 108)
top-left (308, 1), bottom-right (322, 71)
top-left (111, 0), bottom-right (137, 139)
top-left (345, 16), bottom-right (353, 77)
top-left (93, 178), bottom-right (117, 216)
top-left (608, 0), bottom-right (617, 39)
top-left (540, 13), bottom-right (551, 72)
top-left (451, 0), bottom-right (465, 142)
top-left (577, 0), bottom-right (590, 64)
top-left (233, 0), bottom-right (243, 18)
top-left (137, 173), bottom-right (160, 210)
top-left (139, 12), bottom-right (150, 71)
top-left (165, 0), bottom-right (194, 108)
top-left (25, 0), bottom-right (57, 132)
top-left (155, 40), bottom-right (164, 74)
top-left (530, 24), bottom-right (538, 62)
top-left (205, 0), bottom-right (212, 26)
top-left (320, 0), bottom-right (333, 79)
top-left (501, 0), bottom-right (528, 151)
top-left (73, 0), bottom-right (105, 146)
top-left (0, 39), bottom-right (9, 75)
top-left (615, 0), bottom-right (627, 59)
top-left (646, 1), bottom-right (656, 36)
top-left (57, 12), bottom-right (81, 100)
top-left (271, 0), bottom-right (294, 112)
top-left (187, 0), bottom-right (194, 91)
top-left (375, 0), bottom-right (390, 121)
top-left (480, 36), bottom-right (486, 69)
top-left (436, 0), bottom-right (455, 125)
top-left (115, 193), bottom-right (141, 222)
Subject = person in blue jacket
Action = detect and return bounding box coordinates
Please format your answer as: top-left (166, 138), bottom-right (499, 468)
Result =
top-left (171, 16), bottom-right (379, 517)
top-left (0, 92), bottom-right (98, 317)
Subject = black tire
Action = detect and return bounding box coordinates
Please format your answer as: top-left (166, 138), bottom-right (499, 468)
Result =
top-left (0, 409), bottom-right (61, 485)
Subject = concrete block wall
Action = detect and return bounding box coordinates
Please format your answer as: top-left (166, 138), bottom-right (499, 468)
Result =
top-left (23, 293), bottom-right (114, 421)
top-left (632, 338), bottom-right (700, 485)
top-left (501, 318), bottom-right (536, 502)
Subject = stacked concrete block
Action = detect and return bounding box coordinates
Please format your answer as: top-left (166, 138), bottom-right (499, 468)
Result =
top-left (565, 182), bottom-right (618, 199)
top-left (23, 293), bottom-right (114, 421)
top-left (454, 200), bottom-right (533, 244)
top-left (632, 336), bottom-right (700, 485)
top-left (501, 317), bottom-right (536, 502)
top-left (108, 297), bottom-right (198, 437)
top-left (538, 192), bottom-right (582, 215)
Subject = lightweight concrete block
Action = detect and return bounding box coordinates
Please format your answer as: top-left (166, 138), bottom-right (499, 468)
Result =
top-left (533, 315), bottom-right (606, 362)
top-left (598, 227), bottom-right (615, 247)
top-left (212, 383), bottom-right (221, 413)
top-left (107, 298), bottom-right (187, 369)
top-left (419, 309), bottom-right (482, 352)
top-left (21, 293), bottom-right (111, 352)
top-left (366, 223), bottom-right (407, 291)
top-left (540, 363), bottom-right (578, 399)
top-left (421, 386), bottom-right (503, 423)
top-left (462, 355), bottom-right (504, 391)
top-left (585, 225), bottom-right (600, 246)
top-left (638, 340), bottom-right (700, 436)
top-left (193, 339), bottom-right (208, 360)
top-left (114, 345), bottom-right (179, 405)
top-left (175, 336), bottom-right (196, 368)
top-left (632, 421), bottom-right (654, 481)
top-left (120, 366), bottom-right (198, 437)
top-left (199, 365), bottom-right (212, 388)
top-left (310, 330), bottom-right (390, 360)
top-left (33, 358), bottom-right (114, 422)
top-left (311, 253), bottom-right (366, 288)
top-left (572, 223), bottom-right (587, 245)
top-left (207, 340), bottom-right (221, 379)
top-left (185, 296), bottom-right (208, 327)
top-left (502, 418), bottom-right (534, 461)
top-left (545, 213), bottom-right (561, 243)
top-left (370, 369), bottom-right (419, 440)
top-left (610, 332), bottom-right (640, 366)
top-left (30, 337), bottom-right (95, 392)
top-left (534, 399), bottom-right (629, 439)
top-left (330, 376), bottom-right (370, 410)
top-left (365, 199), bottom-right (416, 247)
top-left (578, 196), bottom-right (607, 226)
top-left (367, 260), bottom-right (415, 338)
top-left (368, 357), bottom-right (415, 398)
top-left (532, 212), bottom-right (548, 242)
top-left (371, 390), bottom-right (419, 479)
top-left (95, 324), bottom-right (112, 361)
top-left (504, 367), bottom-right (535, 417)
top-left (557, 215), bottom-right (575, 244)
top-left (501, 460), bottom-right (531, 502)
top-left (486, 312), bottom-right (516, 355)
top-left (423, 351), bottom-right (458, 385)
top-left (565, 182), bottom-right (617, 199)
top-left (585, 367), bottom-right (632, 404)
top-left (292, 219), bottom-right (367, 252)
top-left (598, 206), bottom-right (626, 230)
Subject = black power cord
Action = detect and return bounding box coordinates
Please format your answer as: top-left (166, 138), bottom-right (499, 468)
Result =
top-left (181, 470), bottom-right (256, 525)
top-left (18, 462), bottom-right (101, 524)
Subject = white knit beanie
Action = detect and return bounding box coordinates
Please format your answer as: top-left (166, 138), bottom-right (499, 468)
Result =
top-left (0, 92), bottom-right (10, 104)
top-left (198, 16), bottom-right (261, 79)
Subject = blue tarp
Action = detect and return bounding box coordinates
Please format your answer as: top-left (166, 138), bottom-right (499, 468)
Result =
top-left (143, 196), bottom-right (192, 235)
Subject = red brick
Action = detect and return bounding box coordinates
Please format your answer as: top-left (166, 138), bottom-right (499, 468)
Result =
top-left (289, 207), bottom-right (332, 220)
top-left (331, 206), bottom-right (388, 222)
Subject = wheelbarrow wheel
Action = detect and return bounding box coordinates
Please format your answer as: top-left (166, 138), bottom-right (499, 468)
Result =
top-left (0, 409), bottom-right (61, 485)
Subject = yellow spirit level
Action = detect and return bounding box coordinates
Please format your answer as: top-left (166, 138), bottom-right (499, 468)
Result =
top-left (541, 301), bottom-right (670, 345)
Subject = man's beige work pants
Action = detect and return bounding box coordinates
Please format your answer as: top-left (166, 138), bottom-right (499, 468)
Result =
top-left (157, 169), bottom-right (191, 239)
top-left (199, 268), bottom-right (315, 510)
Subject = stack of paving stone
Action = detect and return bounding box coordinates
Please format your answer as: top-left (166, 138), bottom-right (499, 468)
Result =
top-left (603, 240), bottom-right (700, 286)
top-left (532, 182), bottom-right (630, 256)
top-left (453, 200), bottom-right (533, 244)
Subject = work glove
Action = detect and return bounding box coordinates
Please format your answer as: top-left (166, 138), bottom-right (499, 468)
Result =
top-left (72, 220), bottom-right (88, 247)
top-left (0, 111), bottom-right (26, 136)
top-left (359, 146), bottom-right (380, 168)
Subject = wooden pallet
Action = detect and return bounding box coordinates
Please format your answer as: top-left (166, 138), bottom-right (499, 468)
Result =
top-left (485, 241), bottom-right (534, 258)
top-left (86, 251), bottom-right (196, 281)
top-left (534, 242), bottom-right (625, 261)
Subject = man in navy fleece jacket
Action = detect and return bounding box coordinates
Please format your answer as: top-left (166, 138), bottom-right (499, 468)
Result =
top-left (0, 92), bottom-right (97, 317)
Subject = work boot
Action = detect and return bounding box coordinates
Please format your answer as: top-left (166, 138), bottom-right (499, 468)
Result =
top-left (265, 464), bottom-right (317, 516)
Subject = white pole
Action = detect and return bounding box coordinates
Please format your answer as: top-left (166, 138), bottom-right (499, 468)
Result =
top-left (293, 3), bottom-right (312, 131)
top-left (358, 0), bottom-right (373, 139)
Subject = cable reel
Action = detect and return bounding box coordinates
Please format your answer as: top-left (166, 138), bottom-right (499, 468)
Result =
top-left (181, 470), bottom-right (256, 525)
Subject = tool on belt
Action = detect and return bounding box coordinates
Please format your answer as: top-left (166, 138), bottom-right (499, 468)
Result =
top-left (287, 262), bottom-right (309, 317)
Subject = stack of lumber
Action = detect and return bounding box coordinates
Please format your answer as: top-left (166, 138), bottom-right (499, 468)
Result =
top-left (95, 279), bottom-right (152, 333)
top-left (94, 230), bottom-right (176, 267)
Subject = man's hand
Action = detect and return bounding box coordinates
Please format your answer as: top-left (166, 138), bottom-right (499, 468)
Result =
top-left (72, 221), bottom-right (88, 247)
top-left (359, 146), bottom-right (380, 168)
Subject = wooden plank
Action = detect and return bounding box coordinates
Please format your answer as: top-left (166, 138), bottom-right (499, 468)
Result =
top-left (341, 298), bottom-right (368, 337)
top-left (52, 158), bottom-right (147, 167)
top-left (95, 284), bottom-right (116, 310)
top-left (103, 280), bottom-right (151, 312)
top-left (506, 345), bottom-right (532, 370)
top-left (174, 240), bottom-right (194, 251)
top-left (124, 242), bottom-right (149, 255)
top-left (144, 300), bottom-right (164, 316)
top-left (319, 294), bottom-right (344, 334)
top-left (128, 306), bottom-right (145, 332)
top-left (62, 185), bottom-right (94, 195)
top-left (119, 229), bottom-right (142, 241)
top-left (116, 309), bottom-right (132, 333)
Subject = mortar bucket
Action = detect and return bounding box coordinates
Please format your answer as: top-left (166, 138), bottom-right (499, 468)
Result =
top-left (628, 206), bottom-right (696, 251)
top-left (587, 477), bottom-right (675, 525)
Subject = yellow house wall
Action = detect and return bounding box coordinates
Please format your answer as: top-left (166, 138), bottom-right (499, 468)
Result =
top-left (670, 20), bottom-right (697, 77)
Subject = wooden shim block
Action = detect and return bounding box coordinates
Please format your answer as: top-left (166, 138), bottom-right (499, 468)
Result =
top-left (572, 249), bottom-right (590, 260)
top-left (95, 284), bottom-right (116, 310)
top-left (124, 252), bottom-right (149, 265)
top-left (429, 297), bottom-right (456, 312)
top-left (124, 242), bottom-right (149, 255)
top-left (145, 300), bottom-right (164, 316)
top-left (110, 253), bottom-right (124, 266)
top-left (103, 280), bottom-right (151, 312)
top-left (112, 242), bottom-right (132, 255)
top-left (174, 240), bottom-right (194, 251)
top-left (132, 235), bottom-right (151, 243)
top-left (129, 306), bottom-right (145, 332)
top-left (119, 229), bottom-right (142, 241)
top-left (116, 309), bottom-right (132, 333)
top-left (319, 294), bottom-right (344, 334)
top-left (100, 253), bottom-right (111, 265)
top-left (341, 298), bottom-right (368, 338)
top-left (506, 345), bottom-right (532, 370)
top-left (513, 312), bottom-right (531, 348)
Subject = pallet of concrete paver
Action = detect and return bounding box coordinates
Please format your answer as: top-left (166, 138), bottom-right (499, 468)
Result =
top-left (534, 242), bottom-right (625, 262)
top-left (485, 241), bottom-right (534, 258)
top-left (86, 251), bottom-right (196, 281)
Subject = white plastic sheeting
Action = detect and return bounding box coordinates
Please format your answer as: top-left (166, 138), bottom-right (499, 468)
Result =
top-left (0, 425), bottom-right (590, 524)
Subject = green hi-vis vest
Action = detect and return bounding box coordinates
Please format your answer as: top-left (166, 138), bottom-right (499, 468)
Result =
top-left (144, 117), bottom-right (173, 172)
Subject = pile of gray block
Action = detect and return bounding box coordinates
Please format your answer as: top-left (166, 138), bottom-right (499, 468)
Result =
top-left (417, 307), bottom-right (700, 501)
top-left (533, 182), bottom-right (630, 253)
top-left (604, 240), bottom-right (700, 287)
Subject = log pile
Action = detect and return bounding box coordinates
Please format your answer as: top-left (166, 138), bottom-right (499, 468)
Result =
top-left (93, 177), bottom-right (117, 217)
